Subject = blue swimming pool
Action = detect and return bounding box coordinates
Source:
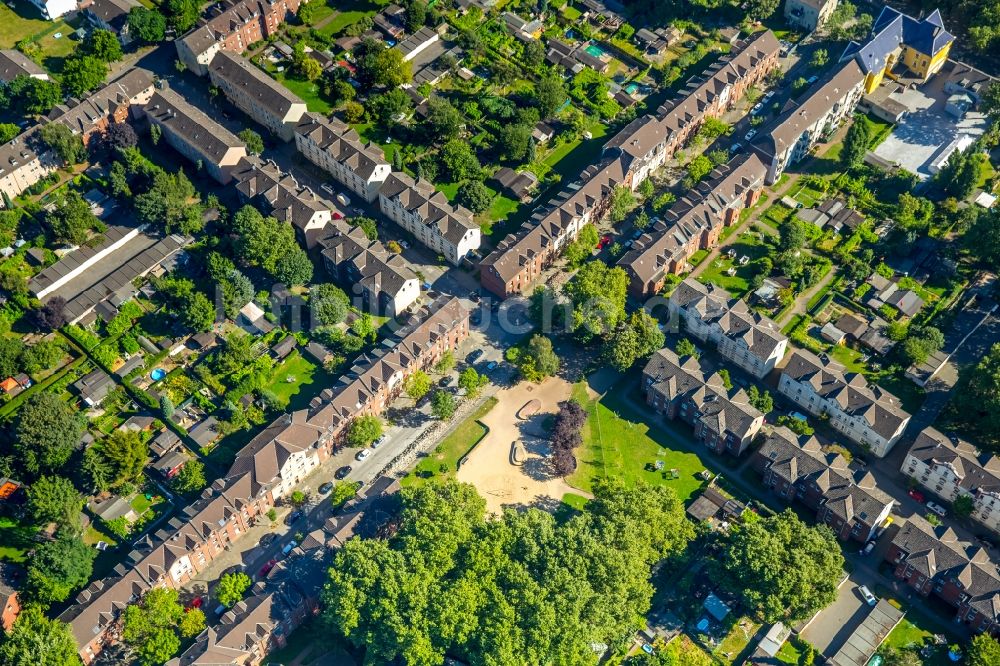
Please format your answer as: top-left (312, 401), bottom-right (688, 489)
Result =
top-left (151, 368), bottom-right (166, 381)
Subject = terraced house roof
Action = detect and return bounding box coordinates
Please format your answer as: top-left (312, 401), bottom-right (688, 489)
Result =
top-left (907, 428), bottom-right (1000, 497)
top-left (50, 68), bottom-right (155, 136)
top-left (379, 172), bottom-right (476, 246)
top-left (319, 222), bottom-right (415, 300)
top-left (180, 0), bottom-right (293, 56)
top-left (146, 88), bottom-right (246, 164)
top-left (295, 112), bottom-right (388, 180)
top-left (781, 349), bottom-right (909, 440)
top-left (209, 51), bottom-right (304, 118)
top-left (232, 157), bottom-right (333, 236)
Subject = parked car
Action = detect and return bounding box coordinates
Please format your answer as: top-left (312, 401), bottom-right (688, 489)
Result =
top-left (860, 540), bottom-right (876, 556)
top-left (807, 75), bottom-right (819, 84)
top-left (214, 603), bottom-right (227, 616)
top-left (729, 142), bottom-right (743, 155)
top-left (439, 375), bottom-right (452, 387)
top-left (744, 129), bottom-right (757, 141)
top-left (763, 90), bottom-right (775, 101)
top-left (259, 559), bottom-right (277, 577)
top-left (281, 540), bottom-right (298, 555)
top-left (907, 489), bottom-right (925, 503)
top-left (372, 435), bottom-right (387, 448)
top-left (321, 183), bottom-right (335, 195)
top-left (926, 501), bottom-right (947, 518)
top-left (335, 465), bottom-right (352, 480)
top-left (858, 585), bottom-right (877, 606)
top-left (467, 349), bottom-right (484, 364)
top-left (259, 533), bottom-right (277, 548)
top-left (486, 361), bottom-right (498, 371)
top-left (284, 509), bottom-right (304, 525)
top-left (336, 193), bottom-right (351, 206)
top-left (318, 481), bottom-right (334, 494)
top-left (185, 596), bottom-right (204, 610)
top-left (631, 229), bottom-right (643, 240)
top-left (355, 449), bottom-right (372, 462)
top-left (750, 102), bottom-right (764, 115)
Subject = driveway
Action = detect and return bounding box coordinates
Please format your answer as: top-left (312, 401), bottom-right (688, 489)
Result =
top-left (801, 574), bottom-right (871, 657)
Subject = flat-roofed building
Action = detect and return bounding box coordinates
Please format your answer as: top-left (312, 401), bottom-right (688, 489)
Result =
top-left (146, 88), bottom-right (247, 184)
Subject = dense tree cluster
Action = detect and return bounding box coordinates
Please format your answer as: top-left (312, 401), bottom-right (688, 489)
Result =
top-left (323, 479), bottom-right (694, 665)
top-left (122, 588), bottom-right (205, 665)
top-left (507, 334), bottom-right (560, 382)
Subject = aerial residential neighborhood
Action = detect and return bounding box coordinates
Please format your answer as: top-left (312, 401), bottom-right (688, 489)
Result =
top-left (0, 0), bottom-right (999, 663)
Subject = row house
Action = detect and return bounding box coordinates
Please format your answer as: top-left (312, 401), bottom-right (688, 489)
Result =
top-left (643, 347), bottom-right (764, 457)
top-left (378, 173), bottom-right (480, 266)
top-left (176, 0), bottom-right (302, 75)
top-left (318, 221), bottom-right (420, 317)
top-left (619, 154), bottom-right (767, 298)
top-left (479, 31), bottom-right (780, 300)
top-left (232, 156), bottom-right (334, 248)
top-left (1, 69), bottom-right (154, 206)
top-left (294, 112), bottom-right (391, 202)
top-left (208, 51), bottom-right (307, 141)
top-left (145, 87), bottom-right (248, 184)
top-left (667, 278), bottom-right (788, 379)
top-left (778, 349), bottom-right (910, 457)
top-left (60, 299), bottom-right (467, 664)
top-left (480, 158), bottom-right (626, 298)
top-left (753, 60), bottom-right (865, 184)
top-left (60, 476), bottom-right (270, 663)
top-left (754, 426), bottom-right (894, 542)
top-left (0, 49), bottom-right (49, 83)
top-left (0, 127), bottom-right (59, 207)
top-left (51, 68), bottom-right (156, 145)
top-left (902, 428), bottom-right (1000, 535)
top-left (887, 517), bottom-right (1000, 636)
top-left (301, 295), bottom-right (469, 443)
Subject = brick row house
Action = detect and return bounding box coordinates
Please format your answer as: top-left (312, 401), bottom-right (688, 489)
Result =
top-left (667, 278), bottom-right (789, 379)
top-left (294, 112), bottom-right (392, 203)
top-left (619, 154), bottom-right (768, 297)
top-left (777, 349), bottom-right (910, 457)
top-left (208, 51), bottom-right (307, 142)
top-left (887, 517), bottom-right (1000, 636)
top-left (642, 347), bottom-right (764, 457)
top-left (145, 87), bottom-right (248, 185)
top-left (479, 30), bottom-right (780, 299)
top-left (59, 296), bottom-right (468, 663)
top-left (1, 69), bottom-right (155, 206)
top-left (176, 0), bottom-right (303, 76)
top-left (902, 428), bottom-right (1000, 535)
top-left (753, 427), bottom-right (894, 543)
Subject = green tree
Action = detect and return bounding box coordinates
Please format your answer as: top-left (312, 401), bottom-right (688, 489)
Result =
top-left (122, 588), bottom-right (196, 666)
top-left (128, 7), bottom-right (167, 43)
top-left (901, 326), bottom-right (944, 366)
top-left (171, 460), bottom-right (206, 493)
top-left (61, 56), bottom-right (108, 97)
top-left (27, 474), bottom-right (83, 528)
top-left (8, 75), bottom-right (62, 115)
top-left (458, 367), bottom-right (488, 398)
top-left (720, 510), bottom-right (844, 622)
top-left (16, 392), bottom-right (85, 475)
top-left (675, 337), bottom-right (699, 359)
top-left (748, 385), bottom-right (774, 413)
top-left (535, 74), bottom-right (567, 119)
top-left (497, 123), bottom-right (533, 162)
top-left (0, 606), bottom-right (82, 666)
top-left (840, 117), bottom-right (871, 170)
top-left (747, 0), bottom-right (780, 19)
top-left (405, 0), bottom-right (427, 32)
top-left (216, 571), bottom-right (253, 607)
top-left (311, 283), bottom-right (350, 326)
top-left (457, 180), bottom-right (493, 214)
top-left (603, 310), bottom-right (665, 371)
top-left (607, 186), bottom-right (637, 222)
top-left (952, 494), bottom-right (975, 518)
top-left (85, 429), bottom-right (147, 492)
top-left (238, 128), bottom-right (264, 156)
top-left (274, 248), bottom-right (313, 286)
top-left (367, 88), bottom-right (412, 125)
top-left (343, 100), bottom-right (366, 123)
top-left (27, 531), bottom-right (96, 603)
top-left (508, 334), bottom-right (559, 382)
top-left (166, 0), bottom-right (199, 31)
top-left (46, 190), bottom-right (99, 245)
top-left (348, 415), bottom-right (382, 447)
top-left (232, 205), bottom-right (299, 274)
top-left (685, 155), bottom-right (713, 185)
top-left (134, 169), bottom-right (202, 234)
top-left (182, 291), bottom-right (215, 332)
top-left (351, 216), bottom-right (378, 240)
top-left (160, 394), bottom-right (175, 418)
top-left (563, 224), bottom-right (599, 267)
top-left (565, 262), bottom-right (629, 341)
top-left (39, 122), bottom-right (86, 165)
top-left (406, 370), bottom-right (432, 400)
top-left (810, 48), bottom-right (829, 68)
top-left (83, 29), bottom-right (123, 62)
top-left (969, 633), bottom-right (1000, 666)
top-left (438, 139), bottom-right (481, 181)
top-left (356, 40), bottom-right (411, 88)
top-left (878, 647), bottom-right (923, 666)
top-left (434, 351), bottom-right (455, 374)
top-left (431, 389), bottom-right (456, 419)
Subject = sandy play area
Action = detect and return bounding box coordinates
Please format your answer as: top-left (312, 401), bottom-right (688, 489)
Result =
top-left (456, 376), bottom-right (590, 514)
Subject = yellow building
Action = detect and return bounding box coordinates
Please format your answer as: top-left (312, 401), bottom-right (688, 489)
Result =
top-left (846, 7), bottom-right (954, 94)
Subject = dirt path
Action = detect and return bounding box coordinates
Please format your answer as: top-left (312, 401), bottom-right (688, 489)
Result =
top-left (777, 265), bottom-right (839, 325)
top-left (456, 376), bottom-right (591, 515)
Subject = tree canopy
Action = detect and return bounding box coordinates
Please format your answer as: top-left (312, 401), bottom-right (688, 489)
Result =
top-left (718, 510), bottom-right (844, 622)
top-left (26, 531), bottom-right (96, 603)
top-left (347, 415), bottom-right (382, 447)
top-left (122, 588), bottom-right (205, 666)
top-left (27, 474), bottom-right (84, 527)
top-left (323, 479), bottom-right (693, 665)
top-left (0, 606), bottom-right (82, 666)
top-left (16, 392), bottom-right (86, 476)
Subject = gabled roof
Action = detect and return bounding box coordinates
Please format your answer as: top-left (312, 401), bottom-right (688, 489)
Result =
top-left (209, 51), bottom-right (304, 119)
top-left (0, 49), bottom-right (47, 83)
top-left (146, 88), bottom-right (246, 166)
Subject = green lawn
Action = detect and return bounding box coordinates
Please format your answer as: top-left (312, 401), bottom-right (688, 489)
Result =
top-left (697, 233), bottom-right (769, 297)
top-left (262, 350), bottom-right (321, 409)
top-left (881, 616), bottom-right (951, 666)
top-left (318, 0), bottom-right (382, 37)
top-left (263, 618), bottom-right (354, 665)
top-left (568, 381), bottom-right (711, 503)
top-left (403, 397), bottom-right (499, 487)
top-left (0, 0), bottom-right (65, 48)
top-left (0, 516), bottom-right (35, 563)
top-left (275, 73), bottom-right (332, 114)
top-left (776, 640), bottom-right (802, 665)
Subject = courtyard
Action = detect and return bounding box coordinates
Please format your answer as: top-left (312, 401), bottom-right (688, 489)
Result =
top-left (871, 74), bottom-right (989, 179)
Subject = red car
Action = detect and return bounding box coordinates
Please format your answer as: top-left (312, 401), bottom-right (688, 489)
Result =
top-left (908, 489), bottom-right (925, 503)
top-left (259, 559), bottom-right (277, 578)
top-left (185, 596), bottom-right (204, 611)
top-left (597, 234), bottom-right (612, 250)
